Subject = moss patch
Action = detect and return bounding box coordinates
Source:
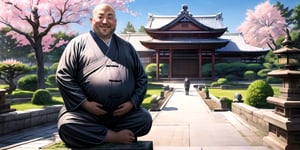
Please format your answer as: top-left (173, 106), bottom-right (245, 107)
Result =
top-left (40, 141), bottom-right (68, 149)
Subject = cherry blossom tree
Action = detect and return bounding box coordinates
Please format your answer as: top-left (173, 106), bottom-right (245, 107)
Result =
top-left (0, 0), bottom-right (135, 89)
top-left (237, 0), bottom-right (286, 50)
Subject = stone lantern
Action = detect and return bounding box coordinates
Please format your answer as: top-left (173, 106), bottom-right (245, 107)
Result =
top-left (263, 28), bottom-right (300, 150)
top-left (0, 89), bottom-right (16, 113)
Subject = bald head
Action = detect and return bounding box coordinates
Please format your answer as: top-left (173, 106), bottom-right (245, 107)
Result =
top-left (90, 3), bottom-right (117, 42)
top-left (93, 3), bottom-right (116, 17)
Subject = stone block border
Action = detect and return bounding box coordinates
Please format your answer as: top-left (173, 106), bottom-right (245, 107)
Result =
top-left (0, 105), bottom-right (62, 136)
top-left (231, 103), bottom-right (272, 135)
top-left (149, 86), bottom-right (174, 111)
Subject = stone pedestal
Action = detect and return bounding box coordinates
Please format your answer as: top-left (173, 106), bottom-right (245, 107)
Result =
top-left (87, 141), bottom-right (153, 150)
top-left (263, 70), bottom-right (300, 150)
top-left (40, 141), bottom-right (153, 150)
top-left (0, 89), bottom-right (15, 114)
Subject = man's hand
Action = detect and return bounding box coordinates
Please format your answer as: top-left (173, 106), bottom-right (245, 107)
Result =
top-left (113, 101), bottom-right (134, 117)
top-left (81, 100), bottom-right (107, 116)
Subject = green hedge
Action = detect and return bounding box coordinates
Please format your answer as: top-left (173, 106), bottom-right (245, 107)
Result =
top-left (245, 80), bottom-right (274, 108)
top-left (17, 74), bottom-right (38, 91)
top-left (31, 89), bottom-right (53, 105)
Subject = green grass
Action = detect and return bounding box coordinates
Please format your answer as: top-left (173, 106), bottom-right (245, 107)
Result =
top-left (10, 87), bottom-right (63, 110)
top-left (9, 83), bottom-right (164, 111)
top-left (209, 88), bottom-right (247, 100)
top-left (142, 83), bottom-right (164, 109)
top-left (11, 102), bottom-right (44, 111)
top-left (8, 83), bottom-right (281, 111)
top-left (209, 86), bottom-right (280, 101)
top-left (11, 98), bottom-right (64, 111)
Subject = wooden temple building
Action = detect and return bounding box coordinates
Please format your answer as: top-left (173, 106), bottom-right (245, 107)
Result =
top-left (119, 5), bottom-right (269, 80)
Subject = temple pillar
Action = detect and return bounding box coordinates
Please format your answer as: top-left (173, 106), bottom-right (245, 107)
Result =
top-left (198, 49), bottom-right (202, 79)
top-left (211, 50), bottom-right (215, 80)
top-left (155, 50), bottom-right (160, 80)
top-left (169, 49), bottom-right (173, 80)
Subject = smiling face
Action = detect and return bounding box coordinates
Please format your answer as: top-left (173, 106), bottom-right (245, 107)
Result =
top-left (90, 3), bottom-right (117, 42)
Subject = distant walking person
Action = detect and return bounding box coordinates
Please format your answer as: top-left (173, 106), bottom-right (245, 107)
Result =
top-left (184, 77), bottom-right (190, 95)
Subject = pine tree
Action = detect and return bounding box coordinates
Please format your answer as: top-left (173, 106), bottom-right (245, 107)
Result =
top-left (121, 22), bottom-right (136, 34)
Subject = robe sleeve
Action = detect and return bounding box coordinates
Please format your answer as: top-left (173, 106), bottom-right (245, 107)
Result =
top-left (127, 43), bottom-right (148, 109)
top-left (56, 37), bottom-right (87, 111)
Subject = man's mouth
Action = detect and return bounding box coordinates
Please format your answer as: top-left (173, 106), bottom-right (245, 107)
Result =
top-left (100, 26), bottom-right (110, 29)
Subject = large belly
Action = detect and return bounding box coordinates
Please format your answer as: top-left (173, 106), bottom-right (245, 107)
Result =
top-left (82, 63), bottom-right (135, 112)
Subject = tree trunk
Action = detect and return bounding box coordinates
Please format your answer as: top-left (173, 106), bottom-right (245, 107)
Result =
top-left (35, 43), bottom-right (45, 89)
top-left (6, 67), bottom-right (16, 95)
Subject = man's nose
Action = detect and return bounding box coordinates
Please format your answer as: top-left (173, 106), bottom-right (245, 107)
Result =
top-left (102, 18), bottom-right (108, 23)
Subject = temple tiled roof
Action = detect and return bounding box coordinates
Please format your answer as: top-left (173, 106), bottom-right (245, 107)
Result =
top-left (146, 12), bottom-right (226, 30)
top-left (142, 5), bottom-right (227, 45)
top-left (141, 37), bottom-right (228, 44)
top-left (119, 33), bottom-right (155, 52)
top-left (119, 32), bottom-right (268, 53)
top-left (216, 33), bottom-right (269, 52)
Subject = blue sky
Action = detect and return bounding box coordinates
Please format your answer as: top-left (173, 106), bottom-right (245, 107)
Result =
top-left (74, 0), bottom-right (299, 34)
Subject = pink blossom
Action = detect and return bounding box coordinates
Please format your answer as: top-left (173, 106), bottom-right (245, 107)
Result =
top-left (237, 0), bottom-right (286, 49)
top-left (1, 59), bottom-right (22, 65)
top-left (0, 0), bottom-right (135, 52)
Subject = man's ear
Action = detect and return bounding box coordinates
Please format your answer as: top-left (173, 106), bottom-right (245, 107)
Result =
top-left (90, 16), bottom-right (93, 23)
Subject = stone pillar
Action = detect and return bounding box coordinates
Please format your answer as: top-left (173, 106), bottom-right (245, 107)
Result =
top-left (263, 29), bottom-right (300, 150)
top-left (0, 89), bottom-right (16, 114)
top-left (263, 73), bottom-right (300, 150)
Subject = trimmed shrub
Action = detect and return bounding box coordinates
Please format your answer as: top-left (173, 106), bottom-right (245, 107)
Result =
top-left (244, 70), bottom-right (256, 80)
top-left (245, 80), bottom-right (274, 108)
top-left (31, 89), bottom-right (53, 105)
top-left (210, 78), bottom-right (228, 87)
top-left (46, 74), bottom-right (57, 87)
top-left (145, 63), bottom-right (156, 78)
top-left (217, 78), bottom-right (228, 85)
top-left (215, 63), bottom-right (230, 77)
top-left (50, 62), bottom-right (59, 73)
top-left (263, 63), bottom-right (274, 69)
top-left (227, 62), bottom-right (247, 76)
top-left (246, 63), bottom-right (264, 72)
top-left (210, 82), bottom-right (220, 87)
top-left (225, 74), bottom-right (239, 81)
top-left (17, 74), bottom-right (38, 91)
top-left (145, 63), bottom-right (169, 78)
top-left (257, 68), bottom-right (271, 78)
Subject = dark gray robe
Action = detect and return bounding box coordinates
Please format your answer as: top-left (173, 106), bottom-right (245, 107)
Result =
top-left (56, 32), bottom-right (152, 148)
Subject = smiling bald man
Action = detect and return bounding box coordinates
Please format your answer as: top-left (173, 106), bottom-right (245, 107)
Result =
top-left (56, 3), bottom-right (152, 148)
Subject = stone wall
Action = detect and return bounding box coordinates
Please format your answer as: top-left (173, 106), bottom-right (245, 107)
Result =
top-left (0, 105), bottom-right (62, 136)
top-left (231, 103), bottom-right (272, 135)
